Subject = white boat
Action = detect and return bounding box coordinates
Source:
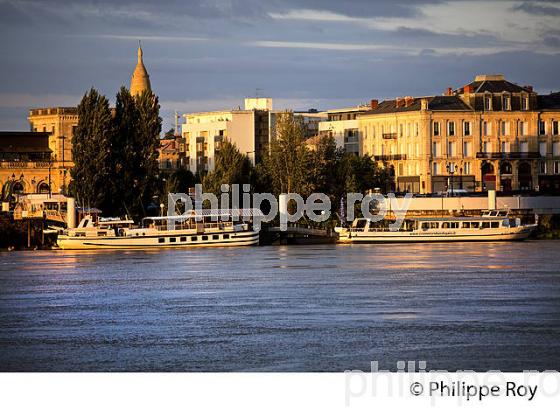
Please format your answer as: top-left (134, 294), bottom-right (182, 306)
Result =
top-left (56, 209), bottom-right (261, 250)
top-left (335, 210), bottom-right (537, 243)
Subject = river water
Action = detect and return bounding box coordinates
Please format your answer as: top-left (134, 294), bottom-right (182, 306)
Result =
top-left (1, 241), bottom-right (559, 371)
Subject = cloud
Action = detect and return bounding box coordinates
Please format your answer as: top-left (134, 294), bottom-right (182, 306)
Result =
top-left (513, 2), bottom-right (560, 16)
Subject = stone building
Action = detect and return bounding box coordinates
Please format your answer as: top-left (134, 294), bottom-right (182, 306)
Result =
top-left (0, 132), bottom-right (53, 201)
top-left (318, 105), bottom-right (370, 154)
top-left (27, 107), bottom-right (78, 194)
top-left (360, 75), bottom-right (560, 194)
top-left (130, 43), bottom-right (151, 97)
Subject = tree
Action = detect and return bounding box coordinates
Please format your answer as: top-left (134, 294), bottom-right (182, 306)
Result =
top-left (70, 88), bottom-right (113, 210)
top-left (263, 112), bottom-right (312, 196)
top-left (202, 140), bottom-right (252, 196)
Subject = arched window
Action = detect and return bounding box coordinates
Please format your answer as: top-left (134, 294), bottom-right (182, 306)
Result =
top-left (481, 162), bottom-right (495, 175)
top-left (37, 182), bottom-right (50, 194)
top-left (12, 181), bottom-right (24, 194)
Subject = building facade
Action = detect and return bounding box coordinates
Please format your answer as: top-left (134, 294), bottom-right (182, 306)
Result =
top-left (360, 75), bottom-right (560, 194)
top-left (181, 98), bottom-right (325, 174)
top-left (27, 107), bottom-right (78, 194)
top-left (0, 132), bottom-right (54, 201)
top-left (318, 105), bottom-right (370, 154)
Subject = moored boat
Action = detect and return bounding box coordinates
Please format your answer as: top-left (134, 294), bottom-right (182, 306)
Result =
top-left (336, 210), bottom-right (537, 243)
top-left (56, 209), bottom-right (261, 250)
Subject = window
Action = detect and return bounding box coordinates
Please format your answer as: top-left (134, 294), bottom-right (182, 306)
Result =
top-left (554, 142), bottom-right (560, 157)
top-left (463, 141), bottom-right (472, 157)
top-left (500, 121), bottom-right (510, 136)
top-left (191, 236), bottom-right (198, 242)
top-left (540, 142), bottom-right (547, 157)
top-left (463, 121), bottom-right (471, 136)
top-left (540, 162), bottom-right (547, 174)
top-left (481, 222), bottom-right (490, 229)
top-left (433, 121), bottom-right (440, 136)
top-left (501, 141), bottom-right (510, 153)
top-left (554, 161), bottom-right (560, 174)
top-left (212, 235), bottom-right (219, 240)
top-left (553, 120), bottom-right (559, 135)
top-left (433, 162), bottom-right (439, 175)
top-left (491, 222), bottom-right (499, 228)
top-left (464, 162), bottom-right (471, 174)
top-left (180, 237), bottom-right (187, 242)
top-left (202, 235), bottom-right (208, 241)
top-left (169, 237), bottom-right (177, 243)
top-left (502, 95), bottom-right (511, 110)
top-left (484, 95), bottom-right (492, 110)
top-left (415, 123), bottom-right (419, 136)
top-left (520, 141), bottom-right (529, 153)
top-left (448, 141), bottom-right (455, 156)
top-left (158, 238), bottom-right (165, 243)
top-left (539, 120), bottom-right (546, 136)
top-left (432, 142), bottom-right (441, 157)
top-left (519, 122), bottom-right (528, 136)
top-left (521, 95), bottom-right (529, 110)
top-left (223, 234), bottom-right (230, 240)
top-left (483, 121), bottom-right (492, 136)
top-left (448, 121), bottom-right (455, 136)
top-left (483, 141), bottom-right (492, 153)
top-left (462, 222), bottom-right (471, 229)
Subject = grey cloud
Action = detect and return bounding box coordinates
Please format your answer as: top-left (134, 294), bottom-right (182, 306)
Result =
top-left (513, 2), bottom-right (560, 16)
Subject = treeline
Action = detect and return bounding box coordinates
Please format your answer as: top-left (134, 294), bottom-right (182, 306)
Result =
top-left (70, 87), bottom-right (161, 219)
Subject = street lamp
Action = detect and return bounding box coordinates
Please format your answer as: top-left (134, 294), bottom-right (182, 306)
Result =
top-left (446, 163), bottom-right (455, 197)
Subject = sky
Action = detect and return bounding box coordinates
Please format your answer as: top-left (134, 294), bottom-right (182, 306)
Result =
top-left (0, 0), bottom-right (559, 133)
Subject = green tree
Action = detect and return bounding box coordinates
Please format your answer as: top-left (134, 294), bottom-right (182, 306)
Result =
top-left (70, 88), bottom-right (113, 209)
top-left (263, 112), bottom-right (311, 196)
top-left (202, 140), bottom-right (252, 196)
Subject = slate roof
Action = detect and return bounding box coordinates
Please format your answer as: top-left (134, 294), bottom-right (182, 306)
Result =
top-left (363, 96), bottom-right (472, 115)
top-left (459, 79), bottom-right (530, 94)
top-left (537, 92), bottom-right (560, 110)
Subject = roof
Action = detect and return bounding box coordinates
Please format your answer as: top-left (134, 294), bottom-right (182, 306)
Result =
top-left (0, 132), bottom-right (51, 153)
top-left (537, 92), bottom-right (560, 110)
top-left (144, 208), bottom-right (264, 221)
top-left (458, 75), bottom-right (531, 94)
top-left (363, 96), bottom-right (472, 115)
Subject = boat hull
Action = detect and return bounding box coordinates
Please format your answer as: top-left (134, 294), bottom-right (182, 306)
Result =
top-left (336, 225), bottom-right (536, 243)
top-left (57, 230), bottom-right (259, 250)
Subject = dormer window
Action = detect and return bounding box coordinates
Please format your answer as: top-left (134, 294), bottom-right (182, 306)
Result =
top-left (484, 94), bottom-right (492, 110)
top-left (521, 94), bottom-right (529, 110)
top-left (502, 94), bottom-right (511, 110)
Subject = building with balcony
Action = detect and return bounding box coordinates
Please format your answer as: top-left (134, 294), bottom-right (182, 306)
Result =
top-left (317, 105), bottom-right (370, 154)
top-left (360, 75), bottom-right (560, 194)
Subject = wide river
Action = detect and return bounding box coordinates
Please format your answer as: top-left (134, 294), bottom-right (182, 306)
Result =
top-left (1, 241), bottom-right (559, 371)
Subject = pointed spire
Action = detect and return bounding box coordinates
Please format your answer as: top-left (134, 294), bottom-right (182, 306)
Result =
top-left (130, 41), bottom-right (151, 97)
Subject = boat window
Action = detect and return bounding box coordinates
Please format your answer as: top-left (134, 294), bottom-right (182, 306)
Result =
top-left (491, 222), bottom-right (499, 228)
top-left (180, 237), bottom-right (187, 242)
top-left (421, 222), bottom-right (430, 230)
top-left (170, 237), bottom-right (176, 243)
top-left (462, 222), bottom-right (470, 229)
top-left (202, 236), bottom-right (208, 241)
top-left (431, 222), bottom-right (439, 229)
top-left (158, 238), bottom-right (164, 243)
top-left (442, 222), bottom-right (449, 228)
top-left (471, 222), bottom-right (479, 228)
top-left (213, 235), bottom-right (219, 240)
top-left (223, 234), bottom-right (230, 239)
top-left (355, 219), bottom-right (368, 229)
top-left (481, 222), bottom-right (490, 229)
top-left (191, 236), bottom-right (198, 242)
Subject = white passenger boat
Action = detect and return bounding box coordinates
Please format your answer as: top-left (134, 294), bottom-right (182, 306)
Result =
top-left (336, 210), bottom-right (537, 243)
top-left (56, 209), bottom-right (261, 250)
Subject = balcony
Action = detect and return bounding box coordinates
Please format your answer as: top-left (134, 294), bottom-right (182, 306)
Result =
top-left (382, 132), bottom-right (398, 139)
top-left (476, 152), bottom-right (541, 160)
top-left (374, 154), bottom-right (407, 161)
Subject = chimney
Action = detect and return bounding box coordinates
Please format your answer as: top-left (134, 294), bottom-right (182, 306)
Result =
top-left (463, 85), bottom-right (473, 94)
top-left (396, 97), bottom-right (406, 108)
top-left (525, 85), bottom-right (533, 92)
top-left (370, 99), bottom-right (378, 109)
top-left (404, 96), bottom-right (414, 107)
top-left (420, 99), bottom-right (428, 111)
top-left (445, 87), bottom-right (453, 96)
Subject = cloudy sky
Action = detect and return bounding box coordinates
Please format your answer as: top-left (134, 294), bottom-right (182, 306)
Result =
top-left (1, 0), bottom-right (559, 132)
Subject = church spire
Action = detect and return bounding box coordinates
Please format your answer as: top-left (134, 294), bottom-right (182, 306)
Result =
top-left (130, 41), bottom-right (151, 97)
